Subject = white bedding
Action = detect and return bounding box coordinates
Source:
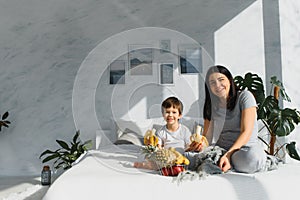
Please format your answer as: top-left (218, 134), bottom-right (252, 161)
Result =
top-left (42, 144), bottom-right (300, 200)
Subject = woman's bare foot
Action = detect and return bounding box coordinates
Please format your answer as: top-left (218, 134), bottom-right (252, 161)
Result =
top-left (133, 162), bottom-right (144, 168)
top-left (133, 161), bottom-right (156, 169)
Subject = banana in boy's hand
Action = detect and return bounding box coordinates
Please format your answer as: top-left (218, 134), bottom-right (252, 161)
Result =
top-left (143, 128), bottom-right (159, 146)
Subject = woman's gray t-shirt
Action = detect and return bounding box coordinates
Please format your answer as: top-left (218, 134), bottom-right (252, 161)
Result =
top-left (212, 90), bottom-right (258, 150)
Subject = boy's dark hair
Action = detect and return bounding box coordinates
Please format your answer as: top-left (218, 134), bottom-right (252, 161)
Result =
top-left (161, 96), bottom-right (183, 115)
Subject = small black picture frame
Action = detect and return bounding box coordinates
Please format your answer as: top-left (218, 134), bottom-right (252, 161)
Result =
top-left (128, 44), bottom-right (153, 75)
top-left (109, 60), bottom-right (126, 84)
top-left (178, 44), bottom-right (202, 74)
top-left (160, 39), bottom-right (171, 53)
top-left (159, 63), bottom-right (174, 85)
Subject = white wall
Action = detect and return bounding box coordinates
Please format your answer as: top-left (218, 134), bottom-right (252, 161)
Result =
top-left (215, 0), bottom-right (265, 79)
top-left (279, 0), bottom-right (300, 149)
top-left (0, 0), bottom-right (223, 176)
top-left (73, 27), bottom-right (211, 146)
top-left (0, 0), bottom-right (299, 176)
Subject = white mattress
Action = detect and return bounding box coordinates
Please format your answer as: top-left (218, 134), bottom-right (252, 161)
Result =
top-left (42, 144), bottom-right (300, 200)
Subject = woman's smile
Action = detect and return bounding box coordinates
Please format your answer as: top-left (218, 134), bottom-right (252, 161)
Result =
top-left (209, 72), bottom-right (230, 100)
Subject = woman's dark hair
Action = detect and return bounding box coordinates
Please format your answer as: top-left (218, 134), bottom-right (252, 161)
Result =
top-left (203, 65), bottom-right (239, 120)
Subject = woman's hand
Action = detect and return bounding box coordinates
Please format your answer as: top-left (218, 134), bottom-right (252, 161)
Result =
top-left (219, 153), bottom-right (231, 172)
top-left (185, 141), bottom-right (203, 152)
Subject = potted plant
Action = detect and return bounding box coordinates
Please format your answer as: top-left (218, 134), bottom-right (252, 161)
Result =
top-left (39, 130), bottom-right (92, 170)
top-left (234, 72), bottom-right (300, 160)
top-left (0, 111), bottom-right (10, 132)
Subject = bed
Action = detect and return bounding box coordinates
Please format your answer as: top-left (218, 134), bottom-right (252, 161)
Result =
top-left (42, 144), bottom-right (300, 200)
top-left (42, 118), bottom-right (300, 200)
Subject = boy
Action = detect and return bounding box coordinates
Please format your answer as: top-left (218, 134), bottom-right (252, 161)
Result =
top-left (134, 96), bottom-right (191, 169)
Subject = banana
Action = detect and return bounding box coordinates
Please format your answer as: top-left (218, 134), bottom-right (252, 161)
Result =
top-left (169, 147), bottom-right (190, 166)
top-left (143, 128), bottom-right (158, 146)
top-left (190, 125), bottom-right (209, 148)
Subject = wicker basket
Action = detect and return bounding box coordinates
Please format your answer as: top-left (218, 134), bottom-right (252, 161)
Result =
top-left (159, 164), bottom-right (186, 176)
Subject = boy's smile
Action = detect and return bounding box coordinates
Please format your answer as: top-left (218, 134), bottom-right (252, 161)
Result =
top-left (163, 107), bottom-right (182, 128)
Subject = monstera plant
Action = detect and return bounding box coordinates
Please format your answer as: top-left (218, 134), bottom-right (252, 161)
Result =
top-left (39, 130), bottom-right (92, 170)
top-left (234, 72), bottom-right (300, 160)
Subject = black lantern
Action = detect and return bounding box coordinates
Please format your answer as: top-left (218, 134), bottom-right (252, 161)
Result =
top-left (41, 165), bottom-right (51, 186)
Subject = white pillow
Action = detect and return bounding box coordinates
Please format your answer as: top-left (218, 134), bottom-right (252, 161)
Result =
top-left (152, 124), bottom-right (164, 134)
top-left (114, 130), bottom-right (143, 146)
top-left (113, 118), bottom-right (165, 146)
top-left (114, 119), bottom-right (155, 137)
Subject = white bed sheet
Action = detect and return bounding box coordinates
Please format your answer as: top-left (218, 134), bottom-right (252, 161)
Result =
top-left (42, 144), bottom-right (300, 200)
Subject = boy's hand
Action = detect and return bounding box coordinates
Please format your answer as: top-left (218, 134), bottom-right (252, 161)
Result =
top-left (185, 141), bottom-right (203, 152)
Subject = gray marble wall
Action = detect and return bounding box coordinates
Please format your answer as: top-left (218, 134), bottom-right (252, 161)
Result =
top-left (0, 0), bottom-right (299, 176)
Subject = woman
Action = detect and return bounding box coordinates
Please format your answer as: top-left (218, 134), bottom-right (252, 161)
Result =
top-left (190, 65), bottom-right (266, 173)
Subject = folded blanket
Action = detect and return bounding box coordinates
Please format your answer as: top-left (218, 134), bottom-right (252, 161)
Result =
top-left (174, 146), bottom-right (224, 183)
top-left (174, 146), bottom-right (280, 184)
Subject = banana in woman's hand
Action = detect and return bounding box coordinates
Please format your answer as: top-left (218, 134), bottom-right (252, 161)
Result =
top-left (188, 125), bottom-right (209, 151)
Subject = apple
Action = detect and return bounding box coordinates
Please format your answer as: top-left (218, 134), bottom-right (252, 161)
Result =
top-left (170, 165), bottom-right (184, 176)
top-left (161, 167), bottom-right (170, 176)
top-left (161, 165), bottom-right (184, 176)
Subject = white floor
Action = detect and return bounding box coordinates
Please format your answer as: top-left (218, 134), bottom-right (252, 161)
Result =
top-left (0, 176), bottom-right (49, 200)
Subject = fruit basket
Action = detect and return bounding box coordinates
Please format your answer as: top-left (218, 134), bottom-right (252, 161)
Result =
top-left (142, 146), bottom-right (189, 176)
top-left (160, 164), bottom-right (186, 176)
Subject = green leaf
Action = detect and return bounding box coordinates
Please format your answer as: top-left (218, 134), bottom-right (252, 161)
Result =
top-left (63, 165), bottom-right (72, 170)
top-left (39, 149), bottom-right (57, 158)
top-left (267, 108), bottom-right (300, 137)
top-left (83, 140), bottom-right (93, 149)
top-left (78, 145), bottom-right (84, 153)
top-left (0, 121), bottom-right (9, 128)
top-left (71, 142), bottom-right (79, 154)
top-left (2, 123), bottom-right (9, 128)
top-left (40, 130), bottom-right (93, 171)
top-left (234, 72), bottom-right (265, 106)
top-left (286, 142), bottom-right (300, 161)
top-left (73, 130), bottom-right (80, 143)
top-left (2, 112), bottom-right (9, 120)
top-left (55, 161), bottom-right (66, 169)
top-left (69, 154), bottom-right (77, 161)
top-left (42, 153), bottom-right (60, 163)
top-left (257, 96), bottom-right (279, 120)
top-left (56, 140), bottom-right (71, 150)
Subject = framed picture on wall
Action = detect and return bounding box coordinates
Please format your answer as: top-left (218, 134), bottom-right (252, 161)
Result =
top-left (128, 44), bottom-right (153, 75)
top-left (178, 44), bottom-right (202, 74)
top-left (159, 39), bottom-right (171, 53)
top-left (159, 63), bottom-right (174, 85)
top-left (109, 60), bottom-right (126, 84)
